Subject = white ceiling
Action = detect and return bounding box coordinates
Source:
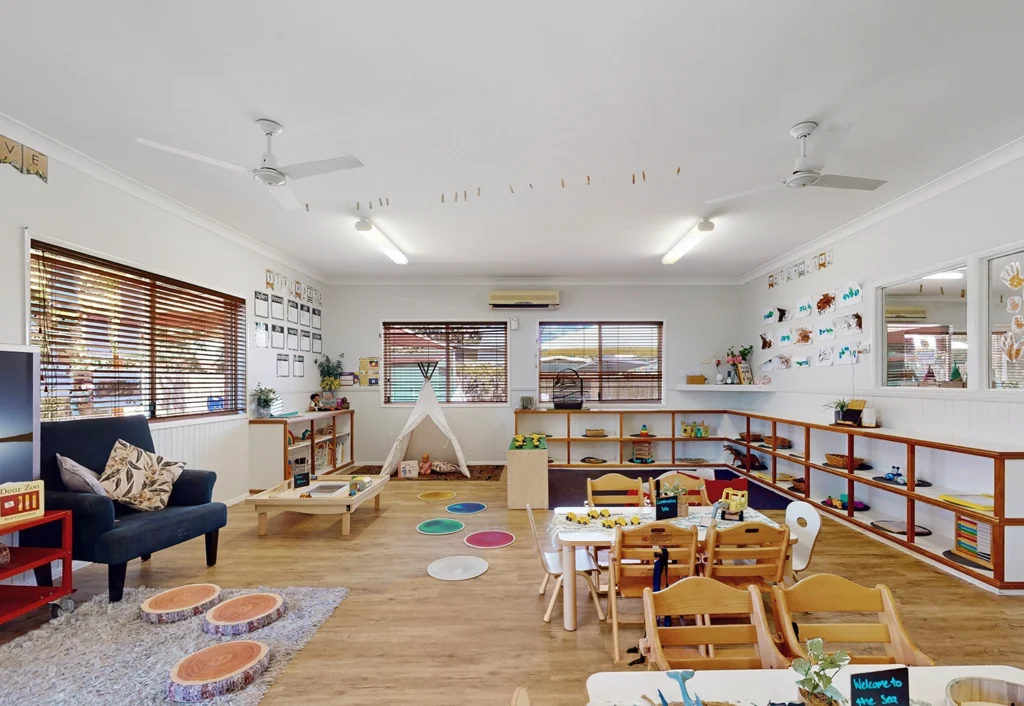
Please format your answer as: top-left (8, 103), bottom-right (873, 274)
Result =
top-left (4, 1), bottom-right (1024, 281)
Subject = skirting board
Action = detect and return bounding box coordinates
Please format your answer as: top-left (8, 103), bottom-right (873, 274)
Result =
top-left (741, 474), bottom-right (1024, 596)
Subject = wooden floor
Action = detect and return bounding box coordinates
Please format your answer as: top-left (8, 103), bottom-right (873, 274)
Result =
top-left (3, 478), bottom-right (1024, 705)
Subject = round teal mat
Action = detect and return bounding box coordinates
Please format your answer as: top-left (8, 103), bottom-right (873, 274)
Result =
top-left (416, 518), bottom-right (465, 535)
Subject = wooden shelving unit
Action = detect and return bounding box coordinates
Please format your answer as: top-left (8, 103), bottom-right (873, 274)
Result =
top-left (249, 409), bottom-right (355, 492)
top-left (514, 407), bottom-right (1024, 592)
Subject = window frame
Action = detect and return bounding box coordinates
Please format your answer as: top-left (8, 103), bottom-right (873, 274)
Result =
top-left (985, 246), bottom-right (1024, 390)
top-left (26, 234), bottom-right (248, 423)
top-left (876, 261), bottom-right (970, 392)
top-left (536, 319), bottom-right (666, 406)
top-left (379, 319), bottom-right (510, 407)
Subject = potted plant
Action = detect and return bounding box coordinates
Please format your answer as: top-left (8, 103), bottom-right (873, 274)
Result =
top-left (253, 383), bottom-right (277, 418)
top-left (793, 637), bottom-right (850, 706)
top-left (316, 354), bottom-right (345, 397)
top-left (823, 398), bottom-right (850, 424)
top-left (657, 479), bottom-right (690, 518)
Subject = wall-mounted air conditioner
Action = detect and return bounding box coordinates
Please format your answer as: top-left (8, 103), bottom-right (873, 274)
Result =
top-left (488, 290), bottom-right (560, 310)
top-left (885, 306), bottom-right (928, 321)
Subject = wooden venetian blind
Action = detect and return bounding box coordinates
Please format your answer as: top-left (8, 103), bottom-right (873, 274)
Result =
top-left (30, 240), bottom-right (247, 421)
top-left (382, 322), bottom-right (508, 404)
top-left (538, 321), bottom-right (664, 403)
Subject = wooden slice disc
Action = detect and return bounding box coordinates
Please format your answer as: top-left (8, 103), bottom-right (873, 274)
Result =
top-left (167, 640), bottom-right (269, 703)
top-left (202, 593), bottom-right (285, 636)
top-left (140, 584), bottom-right (222, 624)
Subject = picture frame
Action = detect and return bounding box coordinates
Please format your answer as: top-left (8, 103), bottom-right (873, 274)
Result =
top-left (736, 361), bottom-right (754, 385)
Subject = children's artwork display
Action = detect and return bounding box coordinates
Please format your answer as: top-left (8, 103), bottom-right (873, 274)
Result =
top-left (816, 323), bottom-right (836, 341)
top-left (837, 345), bottom-right (858, 365)
top-left (762, 308), bottom-right (777, 325)
top-left (760, 358), bottom-right (775, 372)
top-left (794, 327), bottom-right (812, 345)
top-left (1000, 262), bottom-right (1024, 290)
top-left (839, 283), bottom-right (863, 307)
top-left (1008, 296), bottom-right (1022, 314)
top-left (777, 328), bottom-right (793, 347)
top-left (794, 356), bottom-right (809, 368)
top-left (795, 298), bottom-right (813, 318)
top-left (835, 313), bottom-right (863, 337)
top-left (775, 354), bottom-right (792, 370)
top-left (778, 307), bottom-right (792, 322)
top-left (816, 347), bottom-right (835, 367)
top-left (760, 332), bottom-right (773, 349)
top-left (816, 291), bottom-right (836, 315)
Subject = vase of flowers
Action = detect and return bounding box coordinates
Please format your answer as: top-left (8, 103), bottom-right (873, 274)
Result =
top-left (253, 383), bottom-right (276, 418)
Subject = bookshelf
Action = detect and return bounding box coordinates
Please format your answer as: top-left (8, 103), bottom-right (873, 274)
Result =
top-left (514, 407), bottom-right (1024, 592)
top-left (248, 409), bottom-right (355, 491)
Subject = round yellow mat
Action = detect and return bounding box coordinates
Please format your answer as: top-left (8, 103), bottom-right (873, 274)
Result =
top-left (417, 490), bottom-right (456, 501)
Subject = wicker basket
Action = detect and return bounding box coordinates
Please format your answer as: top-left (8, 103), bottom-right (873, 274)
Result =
top-left (764, 435), bottom-right (792, 449)
top-left (825, 453), bottom-right (864, 468)
top-left (739, 432), bottom-right (763, 442)
top-left (584, 429), bottom-right (606, 438)
top-left (790, 478), bottom-right (806, 492)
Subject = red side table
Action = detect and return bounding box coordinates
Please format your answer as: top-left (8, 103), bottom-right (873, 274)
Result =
top-left (0, 510), bottom-right (75, 623)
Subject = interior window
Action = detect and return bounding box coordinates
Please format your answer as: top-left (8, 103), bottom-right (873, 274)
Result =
top-left (989, 251), bottom-right (1024, 389)
top-left (882, 267), bottom-right (967, 388)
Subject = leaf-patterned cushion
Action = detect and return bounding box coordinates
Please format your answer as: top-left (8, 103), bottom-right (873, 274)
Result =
top-left (100, 439), bottom-right (185, 511)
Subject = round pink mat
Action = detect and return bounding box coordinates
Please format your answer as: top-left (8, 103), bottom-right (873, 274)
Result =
top-left (463, 530), bottom-right (516, 549)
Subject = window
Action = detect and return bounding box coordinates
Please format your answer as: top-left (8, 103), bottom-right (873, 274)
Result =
top-left (538, 321), bottom-right (664, 403)
top-left (381, 322), bottom-right (508, 404)
top-left (30, 240), bottom-right (247, 420)
top-left (990, 250), bottom-right (1024, 389)
top-left (881, 267), bottom-right (967, 388)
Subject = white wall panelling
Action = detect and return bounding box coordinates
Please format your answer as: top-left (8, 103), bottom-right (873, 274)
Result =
top-left (151, 416), bottom-right (250, 502)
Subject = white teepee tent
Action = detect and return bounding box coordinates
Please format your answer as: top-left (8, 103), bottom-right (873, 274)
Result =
top-left (381, 373), bottom-right (470, 478)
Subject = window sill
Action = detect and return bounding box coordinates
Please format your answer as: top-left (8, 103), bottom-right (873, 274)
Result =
top-left (149, 412), bottom-right (247, 430)
top-left (380, 402), bottom-right (511, 409)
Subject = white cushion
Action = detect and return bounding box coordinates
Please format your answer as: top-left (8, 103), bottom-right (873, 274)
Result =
top-left (100, 439), bottom-right (184, 511)
top-left (57, 454), bottom-right (108, 496)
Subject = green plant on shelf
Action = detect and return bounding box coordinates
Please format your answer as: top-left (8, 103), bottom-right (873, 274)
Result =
top-left (317, 354), bottom-right (345, 391)
top-left (822, 398), bottom-right (850, 413)
top-left (254, 383), bottom-right (277, 409)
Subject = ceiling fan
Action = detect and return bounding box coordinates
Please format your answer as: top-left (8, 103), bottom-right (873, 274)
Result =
top-left (136, 119), bottom-right (362, 211)
top-left (704, 121), bottom-right (887, 205)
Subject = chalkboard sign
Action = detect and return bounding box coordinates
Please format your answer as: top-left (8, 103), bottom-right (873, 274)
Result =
top-left (656, 495), bottom-right (678, 520)
top-left (293, 471), bottom-right (311, 489)
top-left (850, 666), bottom-right (909, 706)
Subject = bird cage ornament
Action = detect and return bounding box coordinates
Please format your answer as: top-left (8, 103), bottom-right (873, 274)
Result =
top-left (552, 368), bottom-right (584, 410)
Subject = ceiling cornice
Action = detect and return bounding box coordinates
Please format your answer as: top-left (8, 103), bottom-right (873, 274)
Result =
top-left (738, 131), bottom-right (1024, 285)
top-left (329, 276), bottom-right (736, 286)
top-left (0, 111), bottom-right (330, 284)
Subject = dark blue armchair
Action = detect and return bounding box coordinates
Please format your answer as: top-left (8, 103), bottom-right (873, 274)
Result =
top-left (23, 415), bottom-right (228, 602)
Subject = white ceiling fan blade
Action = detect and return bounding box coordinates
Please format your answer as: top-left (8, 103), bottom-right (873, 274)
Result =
top-left (280, 156), bottom-right (363, 181)
top-left (135, 138), bottom-right (251, 175)
top-left (704, 182), bottom-right (781, 205)
top-left (796, 123), bottom-right (851, 172)
top-left (265, 182), bottom-right (303, 210)
top-left (813, 174), bottom-right (887, 191)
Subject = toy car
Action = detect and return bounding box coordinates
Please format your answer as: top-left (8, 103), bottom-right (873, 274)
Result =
top-left (885, 466), bottom-right (907, 485)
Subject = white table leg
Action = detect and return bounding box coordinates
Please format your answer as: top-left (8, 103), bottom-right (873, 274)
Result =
top-left (562, 542), bottom-right (578, 631)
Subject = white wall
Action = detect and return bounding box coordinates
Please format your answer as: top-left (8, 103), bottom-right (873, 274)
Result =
top-left (739, 154), bottom-right (1024, 443)
top-left (326, 284), bottom-right (745, 463)
top-left (0, 122), bottom-right (329, 500)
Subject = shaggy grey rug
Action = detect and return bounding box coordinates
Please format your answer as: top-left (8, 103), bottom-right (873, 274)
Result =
top-left (0, 585), bottom-right (348, 705)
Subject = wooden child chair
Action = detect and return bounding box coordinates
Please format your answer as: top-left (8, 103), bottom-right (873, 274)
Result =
top-left (703, 521), bottom-right (790, 591)
top-left (641, 576), bottom-right (789, 671)
top-left (771, 573), bottom-right (933, 665)
top-left (609, 522), bottom-right (699, 662)
top-left (654, 472), bottom-right (711, 506)
top-left (587, 473), bottom-right (645, 507)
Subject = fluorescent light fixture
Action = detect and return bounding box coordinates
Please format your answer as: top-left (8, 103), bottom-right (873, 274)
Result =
top-left (922, 271), bottom-right (963, 280)
top-left (354, 218), bottom-right (408, 265)
top-left (662, 218), bottom-right (715, 264)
